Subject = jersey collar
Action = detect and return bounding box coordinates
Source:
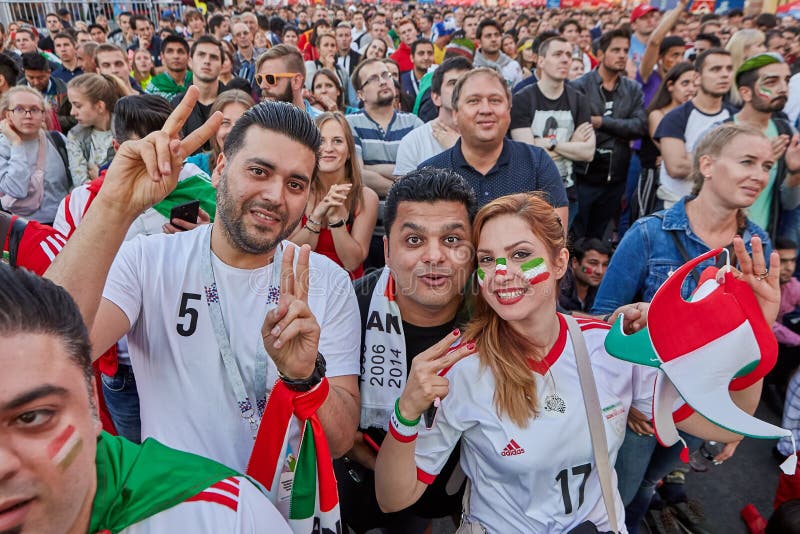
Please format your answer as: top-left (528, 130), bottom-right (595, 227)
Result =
top-left (527, 313), bottom-right (567, 375)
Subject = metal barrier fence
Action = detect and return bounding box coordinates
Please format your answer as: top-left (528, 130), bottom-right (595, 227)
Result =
top-left (0, 1), bottom-right (185, 31)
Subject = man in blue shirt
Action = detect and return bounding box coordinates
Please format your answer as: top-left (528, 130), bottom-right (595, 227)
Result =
top-left (420, 68), bottom-right (568, 220)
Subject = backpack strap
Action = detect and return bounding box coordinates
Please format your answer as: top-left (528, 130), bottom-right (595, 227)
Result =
top-left (7, 216), bottom-right (28, 268)
top-left (651, 212), bottom-right (701, 285)
top-left (353, 269), bottom-right (382, 361)
top-left (46, 131), bottom-right (72, 187)
top-left (0, 211), bottom-right (12, 263)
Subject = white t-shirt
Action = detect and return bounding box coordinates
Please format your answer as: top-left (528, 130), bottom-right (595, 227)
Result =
top-left (653, 101), bottom-right (733, 201)
top-left (414, 315), bottom-right (646, 533)
top-left (393, 121), bottom-right (448, 176)
top-left (123, 476), bottom-right (291, 533)
top-left (102, 225), bottom-right (360, 473)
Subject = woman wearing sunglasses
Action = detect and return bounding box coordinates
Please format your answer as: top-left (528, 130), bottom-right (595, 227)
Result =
top-left (374, 189), bottom-right (777, 533)
top-left (0, 86), bottom-right (69, 224)
top-left (289, 112), bottom-right (377, 280)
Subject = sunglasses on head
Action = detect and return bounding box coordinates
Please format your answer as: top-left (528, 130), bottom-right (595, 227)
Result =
top-left (255, 72), bottom-right (296, 86)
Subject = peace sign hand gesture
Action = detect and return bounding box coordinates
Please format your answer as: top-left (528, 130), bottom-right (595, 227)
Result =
top-left (262, 244), bottom-right (322, 380)
top-left (723, 236), bottom-right (781, 325)
top-left (397, 331), bottom-right (475, 422)
top-left (97, 86), bottom-right (223, 218)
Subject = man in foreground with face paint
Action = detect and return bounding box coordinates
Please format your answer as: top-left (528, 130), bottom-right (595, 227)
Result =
top-left (0, 264), bottom-right (290, 533)
top-left (725, 52), bottom-right (800, 242)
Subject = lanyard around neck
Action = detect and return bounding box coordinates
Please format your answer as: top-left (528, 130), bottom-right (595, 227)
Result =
top-left (199, 226), bottom-right (284, 436)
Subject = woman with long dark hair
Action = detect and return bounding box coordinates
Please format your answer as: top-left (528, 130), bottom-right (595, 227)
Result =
top-left (632, 62), bottom-right (697, 219)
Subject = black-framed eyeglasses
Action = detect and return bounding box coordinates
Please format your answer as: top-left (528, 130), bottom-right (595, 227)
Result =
top-left (9, 107), bottom-right (44, 117)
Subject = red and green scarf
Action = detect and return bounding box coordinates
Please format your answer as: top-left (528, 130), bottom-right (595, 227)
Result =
top-left (247, 378), bottom-right (341, 533)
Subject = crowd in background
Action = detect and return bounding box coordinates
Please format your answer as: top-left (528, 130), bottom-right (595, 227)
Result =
top-left (2, 2), bottom-right (800, 533)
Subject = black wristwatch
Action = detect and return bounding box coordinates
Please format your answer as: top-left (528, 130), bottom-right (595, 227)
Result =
top-left (279, 352), bottom-right (327, 392)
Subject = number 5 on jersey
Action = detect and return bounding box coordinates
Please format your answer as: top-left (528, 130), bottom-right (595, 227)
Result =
top-left (177, 292), bottom-right (201, 336)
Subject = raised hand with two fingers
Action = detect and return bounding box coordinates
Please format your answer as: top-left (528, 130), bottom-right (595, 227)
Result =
top-left (96, 86), bottom-right (223, 218)
top-left (261, 244), bottom-right (322, 380)
top-left (397, 330), bottom-right (476, 422)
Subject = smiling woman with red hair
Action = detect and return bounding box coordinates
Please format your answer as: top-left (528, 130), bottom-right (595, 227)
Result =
top-left (374, 187), bottom-right (779, 533)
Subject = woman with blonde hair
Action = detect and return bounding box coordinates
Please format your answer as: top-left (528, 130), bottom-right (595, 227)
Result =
top-left (596, 123), bottom-right (778, 530)
top-left (0, 86), bottom-right (69, 223)
top-left (289, 111), bottom-right (378, 279)
top-left (66, 72), bottom-right (125, 185)
top-left (375, 146), bottom-right (779, 531)
top-left (727, 29), bottom-right (767, 105)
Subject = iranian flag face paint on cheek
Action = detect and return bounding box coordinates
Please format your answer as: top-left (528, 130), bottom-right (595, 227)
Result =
top-left (521, 257), bottom-right (550, 286)
top-left (477, 267), bottom-right (485, 287)
top-left (47, 425), bottom-right (83, 471)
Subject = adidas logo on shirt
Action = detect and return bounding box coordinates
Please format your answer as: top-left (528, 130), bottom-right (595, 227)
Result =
top-left (500, 439), bottom-right (525, 456)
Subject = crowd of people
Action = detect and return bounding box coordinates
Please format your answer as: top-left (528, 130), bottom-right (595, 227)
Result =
top-left (2, 2), bottom-right (800, 533)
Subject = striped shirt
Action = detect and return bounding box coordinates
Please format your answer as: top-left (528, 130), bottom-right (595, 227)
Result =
top-left (346, 110), bottom-right (423, 166)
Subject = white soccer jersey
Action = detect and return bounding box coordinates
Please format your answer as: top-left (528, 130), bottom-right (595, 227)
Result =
top-left (102, 225), bottom-right (361, 473)
top-left (123, 476), bottom-right (291, 533)
top-left (415, 315), bottom-right (643, 533)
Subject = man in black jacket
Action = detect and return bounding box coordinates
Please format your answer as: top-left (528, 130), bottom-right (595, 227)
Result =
top-left (571, 29), bottom-right (647, 240)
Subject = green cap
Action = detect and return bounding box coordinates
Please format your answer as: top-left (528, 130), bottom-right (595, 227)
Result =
top-left (735, 52), bottom-right (784, 85)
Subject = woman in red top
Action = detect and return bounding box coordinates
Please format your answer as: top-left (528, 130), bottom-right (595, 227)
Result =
top-left (290, 112), bottom-right (378, 279)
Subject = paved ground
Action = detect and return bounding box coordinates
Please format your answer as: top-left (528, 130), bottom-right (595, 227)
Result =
top-left (682, 403), bottom-right (782, 534)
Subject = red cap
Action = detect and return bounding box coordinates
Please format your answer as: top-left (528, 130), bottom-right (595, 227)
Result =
top-left (631, 4), bottom-right (659, 23)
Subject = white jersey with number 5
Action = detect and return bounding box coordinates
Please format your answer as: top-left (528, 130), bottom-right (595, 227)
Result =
top-left (414, 315), bottom-right (651, 533)
top-left (102, 225), bottom-right (360, 474)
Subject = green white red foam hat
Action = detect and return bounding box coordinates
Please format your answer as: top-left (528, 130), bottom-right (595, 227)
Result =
top-left (604, 248), bottom-right (796, 475)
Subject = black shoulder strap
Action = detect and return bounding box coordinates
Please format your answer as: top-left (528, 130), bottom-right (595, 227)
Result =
top-left (7, 216), bottom-right (27, 268)
top-left (0, 211), bottom-right (12, 260)
top-left (651, 213), bottom-right (701, 285)
top-left (353, 269), bottom-right (382, 357)
top-left (46, 131), bottom-right (72, 187)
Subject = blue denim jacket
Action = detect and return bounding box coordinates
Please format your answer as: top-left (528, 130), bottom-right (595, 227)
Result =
top-left (592, 197), bottom-right (772, 315)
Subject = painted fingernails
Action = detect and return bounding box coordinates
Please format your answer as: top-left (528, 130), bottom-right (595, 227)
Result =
top-left (467, 341), bottom-right (476, 350)
top-left (452, 328), bottom-right (460, 336)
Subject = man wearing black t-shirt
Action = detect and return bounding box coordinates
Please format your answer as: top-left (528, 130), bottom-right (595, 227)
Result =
top-left (171, 36), bottom-right (226, 155)
top-left (335, 168), bottom-right (477, 534)
top-left (510, 36), bottom-right (595, 229)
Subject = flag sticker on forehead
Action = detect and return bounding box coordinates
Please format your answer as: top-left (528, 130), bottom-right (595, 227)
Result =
top-left (604, 248), bottom-right (797, 474)
top-left (521, 257), bottom-right (550, 286)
